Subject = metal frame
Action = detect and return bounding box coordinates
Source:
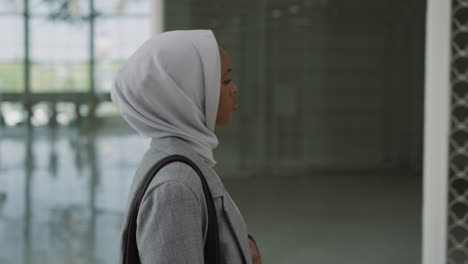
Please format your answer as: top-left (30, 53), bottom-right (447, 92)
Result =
top-left (24, 0), bottom-right (31, 122)
top-left (422, 0), bottom-right (451, 263)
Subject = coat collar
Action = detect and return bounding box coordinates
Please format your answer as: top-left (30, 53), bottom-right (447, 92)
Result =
top-left (149, 136), bottom-right (225, 198)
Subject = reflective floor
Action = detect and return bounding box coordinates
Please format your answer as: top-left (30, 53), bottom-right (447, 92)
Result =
top-left (0, 120), bottom-right (421, 264)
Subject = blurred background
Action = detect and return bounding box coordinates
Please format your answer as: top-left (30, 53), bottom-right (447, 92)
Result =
top-left (0, 0), bottom-right (426, 263)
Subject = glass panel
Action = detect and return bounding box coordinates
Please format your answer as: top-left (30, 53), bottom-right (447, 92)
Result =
top-left (95, 0), bottom-right (150, 16)
top-left (0, 0), bottom-right (24, 14)
top-left (30, 0), bottom-right (90, 17)
top-left (30, 17), bottom-right (89, 92)
top-left (94, 17), bottom-right (150, 92)
top-left (0, 15), bottom-right (23, 92)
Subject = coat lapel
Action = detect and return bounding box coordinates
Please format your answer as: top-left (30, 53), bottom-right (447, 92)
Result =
top-left (223, 192), bottom-right (250, 264)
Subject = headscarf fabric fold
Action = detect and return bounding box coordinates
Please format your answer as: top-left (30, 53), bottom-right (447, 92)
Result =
top-left (111, 30), bottom-right (221, 167)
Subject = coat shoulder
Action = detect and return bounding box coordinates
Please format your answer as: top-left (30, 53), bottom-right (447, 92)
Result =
top-left (142, 159), bottom-right (206, 205)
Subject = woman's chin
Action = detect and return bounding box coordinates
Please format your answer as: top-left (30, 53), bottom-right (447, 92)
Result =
top-left (217, 120), bottom-right (229, 126)
top-left (216, 116), bottom-right (233, 126)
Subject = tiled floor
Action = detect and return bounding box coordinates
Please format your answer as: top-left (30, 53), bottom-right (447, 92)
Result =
top-left (0, 123), bottom-right (421, 264)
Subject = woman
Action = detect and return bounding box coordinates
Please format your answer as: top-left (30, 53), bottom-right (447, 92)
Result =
top-left (111, 30), bottom-right (262, 264)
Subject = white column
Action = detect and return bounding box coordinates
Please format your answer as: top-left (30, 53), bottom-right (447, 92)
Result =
top-left (151, 0), bottom-right (164, 35)
top-left (422, 0), bottom-right (451, 263)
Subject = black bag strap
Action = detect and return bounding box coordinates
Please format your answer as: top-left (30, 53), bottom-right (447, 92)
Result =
top-left (123, 154), bottom-right (220, 264)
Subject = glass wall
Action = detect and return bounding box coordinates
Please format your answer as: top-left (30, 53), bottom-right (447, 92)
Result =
top-left (0, 0), bottom-right (152, 125)
top-left (1, 0), bottom-right (425, 173)
top-left (30, 16), bottom-right (90, 93)
top-left (164, 0), bottom-right (425, 175)
top-left (94, 0), bottom-right (151, 92)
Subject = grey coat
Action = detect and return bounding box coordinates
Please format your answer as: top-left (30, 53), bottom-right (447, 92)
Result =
top-left (120, 136), bottom-right (252, 264)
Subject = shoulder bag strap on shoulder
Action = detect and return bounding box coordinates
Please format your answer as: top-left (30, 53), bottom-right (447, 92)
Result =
top-left (123, 154), bottom-right (220, 264)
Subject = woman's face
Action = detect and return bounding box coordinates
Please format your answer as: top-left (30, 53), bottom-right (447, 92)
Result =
top-left (216, 47), bottom-right (238, 126)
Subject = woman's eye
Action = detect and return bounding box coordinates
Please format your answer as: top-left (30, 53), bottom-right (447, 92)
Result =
top-left (223, 79), bottom-right (232, 85)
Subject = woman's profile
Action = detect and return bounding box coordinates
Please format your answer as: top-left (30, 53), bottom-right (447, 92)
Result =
top-left (111, 29), bottom-right (262, 264)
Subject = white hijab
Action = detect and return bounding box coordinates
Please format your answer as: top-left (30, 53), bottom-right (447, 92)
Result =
top-left (110, 30), bottom-right (221, 167)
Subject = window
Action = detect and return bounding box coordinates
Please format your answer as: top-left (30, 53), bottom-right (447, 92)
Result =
top-left (0, 0), bottom-right (151, 94)
top-left (0, 0), bottom-right (24, 93)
